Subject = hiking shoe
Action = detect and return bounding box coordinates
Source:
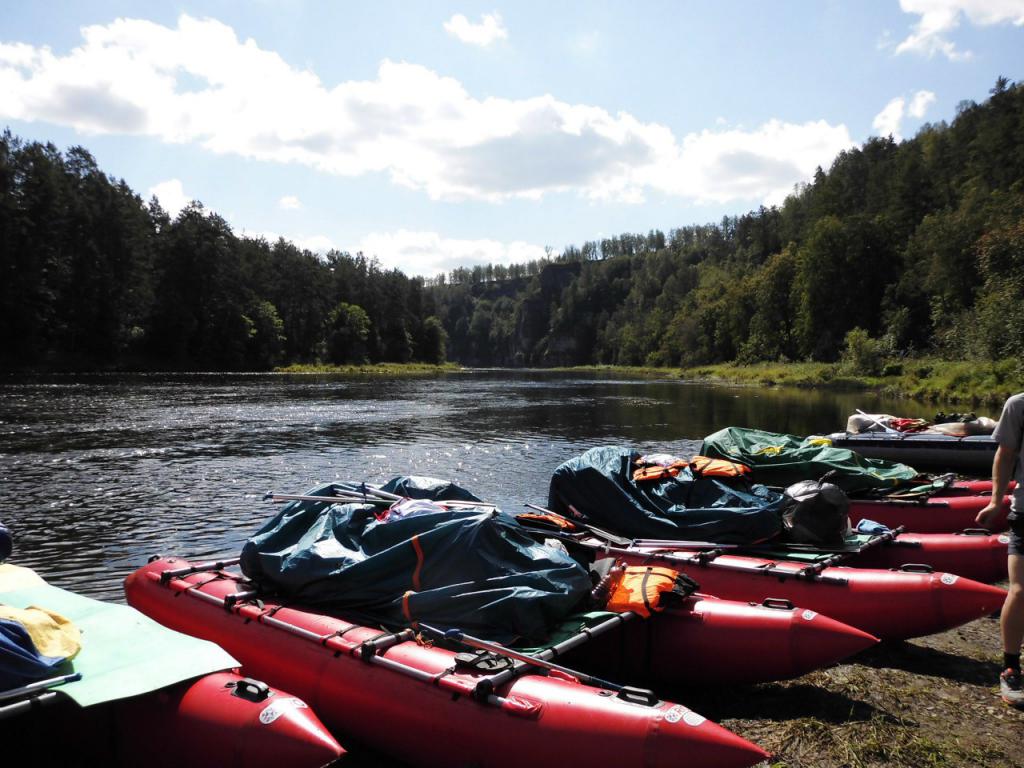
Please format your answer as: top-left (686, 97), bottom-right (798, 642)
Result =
top-left (1001, 668), bottom-right (1024, 709)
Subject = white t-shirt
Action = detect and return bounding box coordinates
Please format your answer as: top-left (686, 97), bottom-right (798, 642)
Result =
top-left (992, 392), bottom-right (1024, 518)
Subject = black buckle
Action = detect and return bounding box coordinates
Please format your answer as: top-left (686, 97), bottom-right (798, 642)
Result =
top-left (453, 650), bottom-right (514, 673)
top-left (227, 678), bottom-right (272, 702)
top-left (898, 563), bottom-right (934, 573)
top-left (615, 685), bottom-right (659, 706)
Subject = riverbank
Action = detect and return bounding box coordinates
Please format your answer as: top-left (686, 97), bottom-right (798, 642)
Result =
top-left (548, 359), bottom-right (1023, 406)
top-left (274, 362), bottom-right (461, 376)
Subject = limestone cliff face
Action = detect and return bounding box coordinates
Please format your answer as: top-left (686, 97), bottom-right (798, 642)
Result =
top-left (513, 295), bottom-right (548, 365)
top-left (514, 262), bottom-right (581, 366)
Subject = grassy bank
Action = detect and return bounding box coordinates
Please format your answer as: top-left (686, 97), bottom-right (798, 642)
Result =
top-left (274, 362), bottom-right (462, 376)
top-left (679, 359), bottom-right (1024, 406)
top-left (546, 359), bottom-right (1024, 405)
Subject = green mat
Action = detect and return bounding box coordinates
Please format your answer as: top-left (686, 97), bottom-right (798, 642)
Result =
top-left (0, 564), bottom-right (237, 707)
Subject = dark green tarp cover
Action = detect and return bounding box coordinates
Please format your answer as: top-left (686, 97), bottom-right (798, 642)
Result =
top-left (700, 427), bottom-right (920, 494)
top-left (240, 477), bottom-right (591, 644)
top-left (547, 446), bottom-right (786, 544)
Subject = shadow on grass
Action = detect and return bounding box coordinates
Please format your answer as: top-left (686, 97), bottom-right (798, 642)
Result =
top-left (671, 681), bottom-right (889, 725)
top-left (854, 640), bottom-right (1001, 685)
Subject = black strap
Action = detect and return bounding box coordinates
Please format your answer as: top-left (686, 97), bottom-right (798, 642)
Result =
top-left (640, 567), bottom-right (654, 614)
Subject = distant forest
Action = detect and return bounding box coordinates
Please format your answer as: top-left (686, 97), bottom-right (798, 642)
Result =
top-left (2, 78), bottom-right (1023, 372)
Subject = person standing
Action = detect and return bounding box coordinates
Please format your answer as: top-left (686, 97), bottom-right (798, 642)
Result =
top-left (976, 392), bottom-right (1024, 709)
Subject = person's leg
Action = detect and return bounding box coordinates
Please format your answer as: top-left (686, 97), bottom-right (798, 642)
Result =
top-left (1000, 551), bottom-right (1024, 708)
top-left (1003, 553), bottom-right (1024, 658)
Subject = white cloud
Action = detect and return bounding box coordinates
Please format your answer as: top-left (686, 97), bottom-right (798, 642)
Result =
top-left (147, 178), bottom-right (191, 218)
top-left (895, 0), bottom-right (1024, 60)
top-left (357, 230), bottom-right (547, 276)
top-left (443, 12), bottom-right (508, 47)
top-left (649, 119), bottom-right (854, 206)
top-left (872, 90), bottom-right (936, 141)
top-left (278, 195), bottom-right (301, 210)
top-left (873, 96), bottom-right (907, 140)
top-left (908, 89), bottom-right (936, 118)
top-left (0, 15), bottom-right (853, 207)
top-left (293, 233), bottom-right (335, 252)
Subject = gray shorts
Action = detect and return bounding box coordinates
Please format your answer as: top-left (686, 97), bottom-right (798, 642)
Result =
top-left (1009, 519), bottom-right (1024, 557)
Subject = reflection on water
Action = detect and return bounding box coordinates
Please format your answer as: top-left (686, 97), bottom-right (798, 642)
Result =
top-left (0, 370), bottom-right (991, 601)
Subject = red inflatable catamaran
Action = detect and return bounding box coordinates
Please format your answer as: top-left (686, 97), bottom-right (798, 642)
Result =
top-left (126, 557), bottom-right (772, 768)
top-left (848, 493), bottom-right (1011, 534)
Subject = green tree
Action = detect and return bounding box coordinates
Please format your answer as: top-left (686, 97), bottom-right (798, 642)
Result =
top-left (326, 302), bottom-right (371, 364)
top-left (244, 300), bottom-right (286, 369)
top-left (420, 316), bottom-right (448, 364)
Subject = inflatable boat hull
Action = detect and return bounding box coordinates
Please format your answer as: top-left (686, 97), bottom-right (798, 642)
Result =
top-left (126, 558), bottom-right (768, 768)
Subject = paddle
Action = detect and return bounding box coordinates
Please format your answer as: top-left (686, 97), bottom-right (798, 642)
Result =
top-left (855, 408), bottom-right (900, 435)
top-left (520, 503), bottom-right (735, 550)
top-left (0, 672), bottom-right (82, 704)
top-left (264, 491), bottom-right (498, 510)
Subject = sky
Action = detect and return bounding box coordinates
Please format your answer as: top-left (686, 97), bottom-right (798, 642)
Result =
top-left (2, 1), bottom-right (1023, 276)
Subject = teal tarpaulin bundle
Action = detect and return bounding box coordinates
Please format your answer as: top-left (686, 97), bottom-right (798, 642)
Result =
top-left (547, 446), bottom-right (786, 544)
top-left (241, 477), bottom-right (592, 644)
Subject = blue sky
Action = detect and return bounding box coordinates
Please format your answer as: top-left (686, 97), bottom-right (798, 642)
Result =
top-left (2, 1), bottom-right (1023, 275)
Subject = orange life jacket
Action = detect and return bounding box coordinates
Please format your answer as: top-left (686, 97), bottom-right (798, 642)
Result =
top-left (688, 455), bottom-right (751, 479)
top-left (514, 512), bottom-right (578, 531)
top-left (632, 454), bottom-right (751, 483)
top-left (631, 454), bottom-right (688, 482)
top-left (605, 565), bottom-right (695, 618)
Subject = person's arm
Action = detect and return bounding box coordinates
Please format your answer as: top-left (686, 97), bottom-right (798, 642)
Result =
top-left (976, 444), bottom-right (1018, 527)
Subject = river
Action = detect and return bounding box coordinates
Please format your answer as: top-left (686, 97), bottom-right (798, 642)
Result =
top-left (0, 370), bottom-right (987, 601)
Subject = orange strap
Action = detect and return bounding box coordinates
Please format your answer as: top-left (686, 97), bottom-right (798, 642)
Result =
top-left (410, 534), bottom-right (424, 591)
top-left (402, 590), bottom-right (416, 626)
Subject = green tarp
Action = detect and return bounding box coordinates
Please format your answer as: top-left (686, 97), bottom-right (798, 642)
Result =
top-left (701, 427), bottom-right (920, 494)
top-left (0, 564), bottom-right (237, 707)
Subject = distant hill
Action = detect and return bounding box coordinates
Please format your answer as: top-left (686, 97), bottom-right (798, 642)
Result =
top-left (428, 78), bottom-right (1024, 369)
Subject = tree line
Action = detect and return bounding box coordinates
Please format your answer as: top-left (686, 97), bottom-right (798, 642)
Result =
top-left (429, 78), bottom-right (1024, 370)
top-left (2, 78), bottom-right (1022, 372)
top-left (0, 133), bottom-right (446, 370)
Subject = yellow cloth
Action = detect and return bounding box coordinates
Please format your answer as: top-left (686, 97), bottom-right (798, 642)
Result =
top-left (0, 604), bottom-right (81, 661)
top-left (0, 563), bottom-right (47, 592)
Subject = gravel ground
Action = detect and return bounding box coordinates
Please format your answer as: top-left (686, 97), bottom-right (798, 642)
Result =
top-left (680, 596), bottom-right (1024, 768)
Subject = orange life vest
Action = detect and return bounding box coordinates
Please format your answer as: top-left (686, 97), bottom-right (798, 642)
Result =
top-left (514, 512), bottom-right (578, 531)
top-left (605, 565), bottom-right (695, 618)
top-left (632, 454), bottom-right (751, 483)
top-left (688, 455), bottom-right (751, 479)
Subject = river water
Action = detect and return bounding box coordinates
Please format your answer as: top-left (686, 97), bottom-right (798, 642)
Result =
top-left (0, 370), bottom-right (984, 602)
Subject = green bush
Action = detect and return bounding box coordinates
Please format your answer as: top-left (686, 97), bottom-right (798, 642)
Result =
top-left (840, 328), bottom-right (886, 376)
top-left (881, 362), bottom-right (903, 376)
